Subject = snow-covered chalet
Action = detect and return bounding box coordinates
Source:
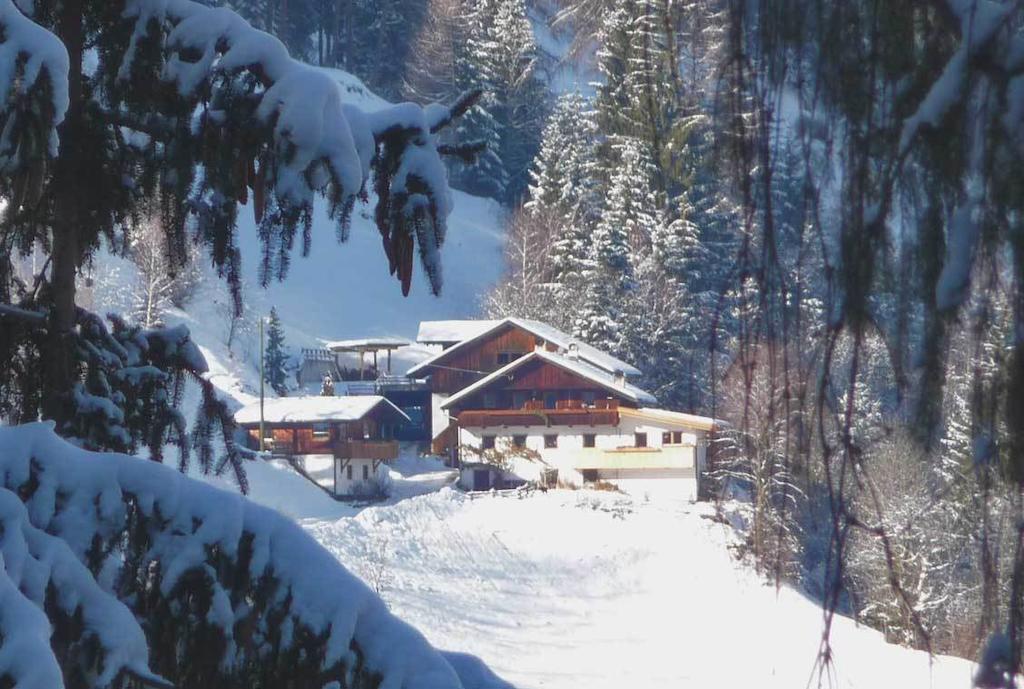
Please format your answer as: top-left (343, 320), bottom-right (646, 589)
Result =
top-left (411, 318), bottom-right (717, 500)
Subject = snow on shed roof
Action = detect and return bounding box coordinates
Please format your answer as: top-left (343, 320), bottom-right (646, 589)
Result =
top-left (441, 349), bottom-right (657, 410)
top-left (325, 337), bottom-right (410, 351)
top-left (619, 407), bottom-right (719, 432)
top-left (408, 317), bottom-right (642, 378)
top-left (416, 320), bottom-right (500, 345)
top-left (235, 396), bottom-right (409, 425)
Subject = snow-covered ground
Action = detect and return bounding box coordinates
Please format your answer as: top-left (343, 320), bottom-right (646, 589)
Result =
top-left (202, 457), bottom-right (975, 689)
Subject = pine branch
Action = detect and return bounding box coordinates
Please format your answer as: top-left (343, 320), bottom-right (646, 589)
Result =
top-left (429, 88), bottom-right (484, 134)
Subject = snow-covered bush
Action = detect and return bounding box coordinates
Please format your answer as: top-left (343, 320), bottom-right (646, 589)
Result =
top-left (0, 423), bottom-right (480, 689)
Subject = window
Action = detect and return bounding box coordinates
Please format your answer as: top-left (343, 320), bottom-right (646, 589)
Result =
top-left (362, 464), bottom-right (369, 480)
top-left (512, 435), bottom-right (527, 448)
top-left (662, 431), bottom-right (684, 445)
top-left (483, 392), bottom-right (498, 409)
top-left (544, 434), bottom-right (558, 449)
top-left (512, 391), bottom-right (529, 409)
top-left (583, 434), bottom-right (596, 448)
top-left (497, 351), bottom-right (523, 366)
top-left (582, 469), bottom-right (598, 482)
top-left (635, 432), bottom-right (648, 448)
top-left (312, 423), bottom-right (330, 438)
top-left (582, 390), bottom-right (596, 407)
top-left (544, 391), bottom-right (558, 409)
top-left (346, 464), bottom-right (353, 480)
top-left (482, 436), bottom-right (496, 450)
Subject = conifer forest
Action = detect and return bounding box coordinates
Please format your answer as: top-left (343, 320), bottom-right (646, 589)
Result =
top-left (0, 1), bottom-right (1022, 687)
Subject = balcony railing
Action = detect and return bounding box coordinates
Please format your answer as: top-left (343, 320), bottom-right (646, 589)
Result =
top-left (574, 445), bottom-right (696, 472)
top-left (334, 439), bottom-right (400, 461)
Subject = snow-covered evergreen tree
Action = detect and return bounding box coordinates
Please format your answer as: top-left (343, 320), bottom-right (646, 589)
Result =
top-left (0, 423), bottom-right (486, 689)
top-left (0, 0), bottom-right (479, 462)
top-left (264, 307), bottom-right (289, 396)
top-left (526, 91), bottom-right (597, 218)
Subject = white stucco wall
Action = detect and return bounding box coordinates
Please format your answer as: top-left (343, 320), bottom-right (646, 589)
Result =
top-left (457, 415), bottom-right (705, 499)
top-left (333, 457), bottom-right (387, 496)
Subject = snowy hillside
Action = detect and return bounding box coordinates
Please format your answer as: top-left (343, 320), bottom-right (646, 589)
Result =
top-left (228, 67), bottom-right (507, 345)
top-left (203, 459), bottom-right (975, 689)
top-left (233, 189), bottom-right (505, 345)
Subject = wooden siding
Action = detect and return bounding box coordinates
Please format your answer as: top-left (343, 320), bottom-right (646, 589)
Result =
top-left (335, 440), bottom-right (399, 460)
top-left (446, 358), bottom-right (633, 413)
top-left (242, 405), bottom-right (396, 455)
top-left (456, 408), bottom-right (620, 428)
top-left (424, 323), bottom-right (557, 394)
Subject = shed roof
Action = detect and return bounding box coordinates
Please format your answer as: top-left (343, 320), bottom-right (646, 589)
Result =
top-left (235, 395), bottom-right (409, 425)
top-left (325, 337), bottom-right (410, 352)
top-left (618, 407), bottom-right (718, 432)
top-left (408, 317), bottom-right (642, 378)
top-left (441, 349), bottom-right (657, 410)
top-left (416, 320), bottom-right (499, 345)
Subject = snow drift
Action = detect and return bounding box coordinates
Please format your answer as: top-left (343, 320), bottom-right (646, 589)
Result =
top-left (0, 422), bottom-right (506, 689)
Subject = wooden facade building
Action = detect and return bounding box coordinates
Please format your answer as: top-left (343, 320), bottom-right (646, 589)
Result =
top-left (235, 396), bottom-right (408, 497)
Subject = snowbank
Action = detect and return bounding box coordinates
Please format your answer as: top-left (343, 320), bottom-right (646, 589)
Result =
top-left (0, 423), bottom-right (507, 689)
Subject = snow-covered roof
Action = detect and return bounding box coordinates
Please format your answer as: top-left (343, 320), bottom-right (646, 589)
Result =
top-left (416, 320), bottom-right (500, 345)
top-left (619, 407), bottom-right (718, 432)
top-left (408, 317), bottom-right (642, 378)
top-left (235, 396), bottom-right (409, 425)
top-left (325, 337), bottom-right (410, 351)
top-left (441, 349), bottom-right (657, 410)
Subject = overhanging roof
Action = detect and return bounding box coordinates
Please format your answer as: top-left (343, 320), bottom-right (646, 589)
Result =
top-left (618, 407), bottom-right (718, 432)
top-left (325, 337), bottom-right (410, 352)
top-left (416, 320), bottom-right (499, 345)
top-left (441, 350), bottom-right (657, 410)
top-left (235, 395), bottom-right (410, 425)
top-left (407, 317), bottom-right (642, 378)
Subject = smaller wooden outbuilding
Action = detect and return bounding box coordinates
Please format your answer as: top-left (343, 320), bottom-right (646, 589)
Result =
top-left (235, 396), bottom-right (408, 497)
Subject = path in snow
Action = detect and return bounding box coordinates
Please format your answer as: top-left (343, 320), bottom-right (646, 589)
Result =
top-left (225, 457), bottom-right (975, 689)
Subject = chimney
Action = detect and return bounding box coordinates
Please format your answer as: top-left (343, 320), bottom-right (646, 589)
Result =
top-left (566, 343), bottom-right (580, 361)
top-left (613, 369), bottom-right (626, 387)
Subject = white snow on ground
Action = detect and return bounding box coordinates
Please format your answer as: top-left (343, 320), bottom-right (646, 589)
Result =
top-left (212, 455), bottom-right (976, 689)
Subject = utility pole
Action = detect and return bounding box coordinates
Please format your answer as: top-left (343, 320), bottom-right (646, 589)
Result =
top-left (259, 316), bottom-right (265, 452)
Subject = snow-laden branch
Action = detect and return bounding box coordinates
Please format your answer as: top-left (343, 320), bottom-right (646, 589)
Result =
top-left (0, 0), bottom-right (69, 170)
top-left (898, 0), bottom-right (1014, 155)
top-left (116, 0), bottom-right (468, 295)
top-left (0, 484), bottom-right (165, 689)
top-left (0, 423), bottom-right (476, 689)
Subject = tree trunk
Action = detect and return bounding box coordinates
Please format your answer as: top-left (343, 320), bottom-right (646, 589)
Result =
top-left (42, 0), bottom-right (84, 424)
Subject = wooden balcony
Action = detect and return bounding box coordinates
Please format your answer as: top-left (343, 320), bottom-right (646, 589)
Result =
top-left (456, 407), bottom-right (620, 429)
top-left (334, 439), bottom-right (399, 461)
top-left (251, 429), bottom-right (399, 462)
top-left (574, 445), bottom-right (695, 472)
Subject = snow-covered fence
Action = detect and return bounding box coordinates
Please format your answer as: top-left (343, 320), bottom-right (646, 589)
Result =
top-left (0, 423), bottom-right (494, 689)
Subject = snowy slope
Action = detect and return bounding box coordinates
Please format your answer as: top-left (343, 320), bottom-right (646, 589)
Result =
top-left (232, 190), bottom-right (505, 346)
top-left (209, 464), bottom-right (976, 689)
top-left (222, 66), bottom-right (507, 346)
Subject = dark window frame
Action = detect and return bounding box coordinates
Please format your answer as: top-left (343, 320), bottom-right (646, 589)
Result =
top-left (482, 435), bottom-right (496, 450)
top-left (544, 434), bottom-right (558, 449)
top-left (635, 432), bottom-right (648, 448)
top-left (582, 434), bottom-right (596, 448)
